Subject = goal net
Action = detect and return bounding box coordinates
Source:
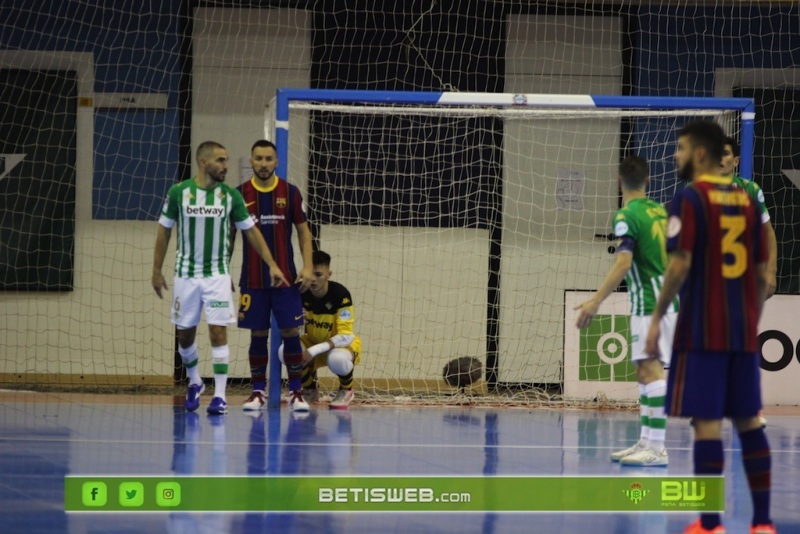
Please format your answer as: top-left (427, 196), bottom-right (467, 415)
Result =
top-left (2, 3), bottom-right (794, 406)
top-left (270, 90), bottom-right (752, 405)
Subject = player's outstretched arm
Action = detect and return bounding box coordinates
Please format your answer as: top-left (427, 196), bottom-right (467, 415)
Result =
top-left (574, 252), bottom-right (632, 329)
top-left (764, 220), bottom-right (778, 298)
top-left (645, 250), bottom-right (691, 358)
top-left (295, 222), bottom-right (314, 292)
top-left (152, 224), bottom-right (172, 299)
top-left (242, 226), bottom-right (289, 288)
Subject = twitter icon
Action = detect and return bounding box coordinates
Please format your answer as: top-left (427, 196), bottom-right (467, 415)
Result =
top-left (119, 482), bottom-right (144, 507)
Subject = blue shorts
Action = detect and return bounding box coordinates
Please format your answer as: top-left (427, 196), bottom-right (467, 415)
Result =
top-left (237, 287), bottom-right (304, 331)
top-left (666, 351), bottom-right (763, 419)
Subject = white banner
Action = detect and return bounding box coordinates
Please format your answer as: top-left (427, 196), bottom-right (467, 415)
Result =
top-left (563, 291), bottom-right (638, 402)
top-left (758, 295), bottom-right (800, 405)
top-left (564, 291), bottom-right (800, 405)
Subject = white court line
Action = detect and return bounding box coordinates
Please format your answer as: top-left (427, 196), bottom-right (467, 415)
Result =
top-left (0, 436), bottom-right (798, 454)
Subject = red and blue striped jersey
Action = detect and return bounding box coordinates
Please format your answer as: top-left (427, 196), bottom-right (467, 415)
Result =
top-left (237, 177), bottom-right (306, 289)
top-left (666, 175), bottom-right (767, 353)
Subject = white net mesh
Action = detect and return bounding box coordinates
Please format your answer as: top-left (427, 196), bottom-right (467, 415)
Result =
top-left (1, 2), bottom-right (797, 405)
top-left (279, 102), bottom-right (740, 404)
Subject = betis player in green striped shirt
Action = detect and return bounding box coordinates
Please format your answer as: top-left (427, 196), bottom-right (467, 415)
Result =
top-left (152, 141), bottom-right (288, 416)
top-left (575, 155), bottom-right (677, 467)
top-left (722, 136), bottom-right (778, 299)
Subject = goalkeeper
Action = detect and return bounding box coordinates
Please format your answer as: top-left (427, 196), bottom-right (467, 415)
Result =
top-left (280, 250), bottom-right (362, 409)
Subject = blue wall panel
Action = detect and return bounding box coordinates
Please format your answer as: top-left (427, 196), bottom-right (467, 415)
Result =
top-left (0, 0), bottom-right (182, 220)
top-left (93, 110), bottom-right (178, 219)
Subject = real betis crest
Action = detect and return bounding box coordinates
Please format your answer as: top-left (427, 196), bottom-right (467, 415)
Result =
top-left (624, 482), bottom-right (649, 505)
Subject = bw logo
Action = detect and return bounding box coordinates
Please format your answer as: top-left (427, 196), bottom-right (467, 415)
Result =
top-left (624, 482), bottom-right (649, 505)
top-left (662, 481), bottom-right (706, 502)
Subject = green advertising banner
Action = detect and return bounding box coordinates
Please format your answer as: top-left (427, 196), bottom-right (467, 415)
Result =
top-left (66, 476), bottom-right (724, 513)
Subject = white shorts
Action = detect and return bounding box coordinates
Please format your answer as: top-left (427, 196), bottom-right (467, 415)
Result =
top-left (171, 275), bottom-right (236, 329)
top-left (630, 312), bottom-right (677, 367)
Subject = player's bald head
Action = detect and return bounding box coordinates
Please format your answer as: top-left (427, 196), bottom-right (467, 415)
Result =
top-left (619, 155), bottom-right (649, 191)
top-left (196, 141), bottom-right (225, 164)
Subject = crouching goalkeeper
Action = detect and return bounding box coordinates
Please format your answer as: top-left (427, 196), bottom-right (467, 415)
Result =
top-left (280, 250), bottom-right (362, 409)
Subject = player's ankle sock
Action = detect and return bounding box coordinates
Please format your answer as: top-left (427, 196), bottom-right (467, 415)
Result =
top-left (283, 335), bottom-right (303, 391)
top-left (645, 380), bottom-right (667, 452)
top-left (301, 367), bottom-right (317, 390)
top-left (638, 384), bottom-right (650, 446)
top-left (211, 345), bottom-right (229, 401)
top-left (738, 427), bottom-right (772, 526)
top-left (338, 370), bottom-right (354, 390)
top-left (694, 439), bottom-right (724, 530)
top-left (179, 344), bottom-right (202, 385)
top-left (248, 335), bottom-right (268, 392)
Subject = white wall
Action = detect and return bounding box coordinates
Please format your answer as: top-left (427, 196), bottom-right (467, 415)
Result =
top-left (0, 51), bottom-right (174, 383)
top-left (501, 16), bottom-right (622, 383)
top-left (318, 226), bottom-right (488, 383)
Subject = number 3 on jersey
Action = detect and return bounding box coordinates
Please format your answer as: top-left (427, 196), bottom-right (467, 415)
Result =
top-left (720, 215), bottom-right (746, 279)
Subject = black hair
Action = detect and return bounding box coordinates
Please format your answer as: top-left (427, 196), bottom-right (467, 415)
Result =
top-left (724, 136), bottom-right (740, 158)
top-left (678, 121), bottom-right (726, 165)
top-left (313, 250), bottom-right (331, 267)
top-left (196, 140), bottom-right (225, 163)
top-left (251, 139), bottom-right (277, 153)
top-left (618, 155), bottom-right (649, 190)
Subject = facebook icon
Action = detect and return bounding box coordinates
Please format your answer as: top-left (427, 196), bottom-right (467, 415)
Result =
top-left (81, 482), bottom-right (107, 507)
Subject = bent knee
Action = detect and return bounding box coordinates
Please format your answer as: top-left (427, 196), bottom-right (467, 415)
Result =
top-left (328, 349), bottom-right (354, 376)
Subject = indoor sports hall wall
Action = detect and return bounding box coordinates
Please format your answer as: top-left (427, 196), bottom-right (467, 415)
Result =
top-left (1, 2), bottom-right (798, 389)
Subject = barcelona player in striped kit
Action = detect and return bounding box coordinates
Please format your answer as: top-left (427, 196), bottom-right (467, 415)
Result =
top-left (721, 136), bottom-right (777, 300)
top-left (646, 121), bottom-right (774, 534)
top-left (235, 140), bottom-right (315, 412)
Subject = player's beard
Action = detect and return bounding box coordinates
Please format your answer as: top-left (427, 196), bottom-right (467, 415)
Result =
top-left (210, 169), bottom-right (226, 183)
top-left (256, 168), bottom-right (274, 181)
top-left (677, 159), bottom-right (694, 182)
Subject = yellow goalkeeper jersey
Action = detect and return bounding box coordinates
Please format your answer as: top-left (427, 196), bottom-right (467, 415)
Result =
top-left (302, 281), bottom-right (362, 358)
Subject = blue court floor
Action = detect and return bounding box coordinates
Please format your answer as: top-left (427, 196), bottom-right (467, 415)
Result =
top-left (1, 393), bottom-right (799, 533)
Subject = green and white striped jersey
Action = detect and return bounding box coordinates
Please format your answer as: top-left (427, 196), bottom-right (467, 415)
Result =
top-left (613, 198), bottom-right (679, 316)
top-left (732, 175), bottom-right (770, 224)
top-left (158, 179), bottom-right (255, 278)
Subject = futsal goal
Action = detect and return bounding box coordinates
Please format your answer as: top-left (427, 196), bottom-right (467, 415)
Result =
top-left (265, 89), bottom-right (754, 407)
